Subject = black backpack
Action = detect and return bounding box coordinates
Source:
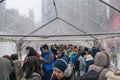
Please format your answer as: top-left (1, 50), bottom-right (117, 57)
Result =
top-left (74, 53), bottom-right (81, 70)
top-left (79, 68), bottom-right (103, 80)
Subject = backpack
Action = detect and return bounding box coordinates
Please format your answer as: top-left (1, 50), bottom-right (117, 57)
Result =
top-left (74, 54), bottom-right (80, 70)
top-left (74, 60), bottom-right (79, 70)
top-left (79, 68), bottom-right (104, 80)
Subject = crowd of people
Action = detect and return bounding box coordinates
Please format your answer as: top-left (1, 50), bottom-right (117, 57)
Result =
top-left (0, 44), bottom-right (119, 80)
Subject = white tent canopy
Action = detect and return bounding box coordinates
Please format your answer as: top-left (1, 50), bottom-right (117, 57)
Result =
top-left (0, 0), bottom-right (120, 41)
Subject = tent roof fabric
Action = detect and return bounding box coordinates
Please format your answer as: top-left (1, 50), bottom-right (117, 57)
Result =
top-left (0, 0), bottom-right (120, 41)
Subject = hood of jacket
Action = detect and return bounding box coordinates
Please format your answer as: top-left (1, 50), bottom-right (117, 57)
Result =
top-left (94, 52), bottom-right (110, 68)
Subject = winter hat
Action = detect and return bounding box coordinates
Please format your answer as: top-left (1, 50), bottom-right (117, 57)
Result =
top-left (54, 57), bottom-right (68, 72)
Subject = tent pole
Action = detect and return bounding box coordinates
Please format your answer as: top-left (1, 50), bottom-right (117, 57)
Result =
top-left (53, 0), bottom-right (58, 17)
top-left (99, 0), bottom-right (120, 13)
top-left (58, 17), bottom-right (97, 40)
top-left (19, 17), bottom-right (58, 41)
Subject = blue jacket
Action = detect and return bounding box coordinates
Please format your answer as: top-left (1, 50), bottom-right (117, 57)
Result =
top-left (70, 53), bottom-right (77, 64)
top-left (43, 50), bottom-right (54, 71)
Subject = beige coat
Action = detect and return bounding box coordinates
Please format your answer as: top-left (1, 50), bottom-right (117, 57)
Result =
top-left (106, 71), bottom-right (120, 80)
top-left (88, 52), bottom-right (110, 80)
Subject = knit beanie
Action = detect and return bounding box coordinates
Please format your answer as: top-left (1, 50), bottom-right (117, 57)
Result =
top-left (54, 57), bottom-right (68, 72)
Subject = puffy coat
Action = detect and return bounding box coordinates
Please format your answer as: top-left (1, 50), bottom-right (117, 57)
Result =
top-left (88, 51), bottom-right (110, 80)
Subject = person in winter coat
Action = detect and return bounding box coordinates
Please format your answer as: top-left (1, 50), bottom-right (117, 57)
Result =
top-left (70, 47), bottom-right (78, 66)
top-left (25, 46), bottom-right (40, 60)
top-left (84, 51), bottom-right (94, 73)
top-left (110, 46), bottom-right (118, 67)
top-left (51, 45), bottom-right (57, 60)
top-left (91, 47), bottom-right (100, 58)
top-left (88, 51), bottom-right (110, 80)
top-left (22, 56), bottom-right (43, 80)
top-left (39, 44), bottom-right (54, 80)
top-left (51, 57), bottom-right (73, 80)
top-left (0, 57), bottom-right (12, 80)
top-left (3, 55), bottom-right (17, 80)
top-left (78, 51), bottom-right (86, 76)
